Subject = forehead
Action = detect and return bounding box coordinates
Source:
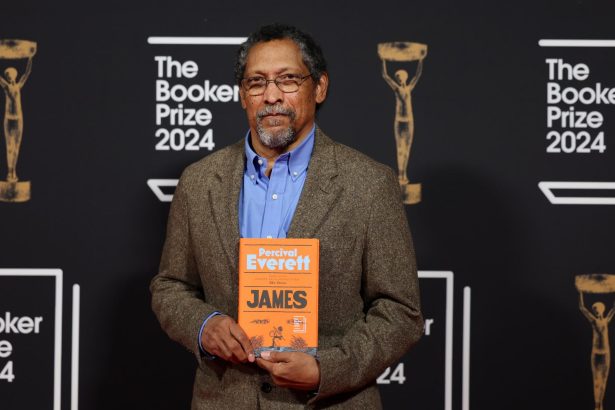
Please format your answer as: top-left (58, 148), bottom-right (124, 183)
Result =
top-left (244, 39), bottom-right (308, 75)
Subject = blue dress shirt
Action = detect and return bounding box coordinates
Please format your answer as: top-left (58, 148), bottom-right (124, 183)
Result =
top-left (239, 126), bottom-right (314, 239)
top-left (198, 125), bottom-right (315, 356)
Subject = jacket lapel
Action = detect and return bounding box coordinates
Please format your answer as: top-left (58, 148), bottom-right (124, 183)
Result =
top-left (288, 128), bottom-right (343, 238)
top-left (209, 128), bottom-right (341, 271)
top-left (209, 141), bottom-right (244, 273)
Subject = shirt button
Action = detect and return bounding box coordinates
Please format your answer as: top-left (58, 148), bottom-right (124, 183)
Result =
top-left (250, 175), bottom-right (255, 180)
top-left (266, 235), bottom-right (272, 239)
top-left (261, 382), bottom-right (272, 393)
top-left (257, 159), bottom-right (263, 165)
top-left (293, 171), bottom-right (298, 176)
top-left (272, 194), bottom-right (278, 200)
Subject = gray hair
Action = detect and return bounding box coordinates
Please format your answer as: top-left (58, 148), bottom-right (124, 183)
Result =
top-left (235, 23), bottom-right (328, 85)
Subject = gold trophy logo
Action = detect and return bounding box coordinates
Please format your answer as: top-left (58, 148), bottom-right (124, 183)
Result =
top-left (576, 274), bottom-right (615, 410)
top-left (378, 42), bottom-right (426, 205)
top-left (0, 39), bottom-right (36, 202)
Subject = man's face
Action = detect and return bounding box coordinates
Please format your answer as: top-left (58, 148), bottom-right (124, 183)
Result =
top-left (240, 39), bottom-right (328, 150)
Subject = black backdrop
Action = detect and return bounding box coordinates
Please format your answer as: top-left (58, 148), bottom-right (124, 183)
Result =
top-left (1, 1), bottom-right (615, 409)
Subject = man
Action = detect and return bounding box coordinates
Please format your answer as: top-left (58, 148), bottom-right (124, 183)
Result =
top-left (150, 23), bottom-right (423, 409)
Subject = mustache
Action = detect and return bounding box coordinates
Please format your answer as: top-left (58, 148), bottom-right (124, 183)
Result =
top-left (256, 104), bottom-right (296, 120)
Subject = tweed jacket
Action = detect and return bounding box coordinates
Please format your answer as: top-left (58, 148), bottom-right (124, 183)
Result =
top-left (150, 128), bottom-right (423, 409)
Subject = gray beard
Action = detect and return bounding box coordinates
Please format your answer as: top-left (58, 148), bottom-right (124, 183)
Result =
top-left (255, 105), bottom-right (297, 149)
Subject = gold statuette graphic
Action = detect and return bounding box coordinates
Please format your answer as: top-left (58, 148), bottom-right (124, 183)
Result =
top-left (378, 42), bottom-right (426, 205)
top-left (0, 39), bottom-right (36, 202)
top-left (576, 274), bottom-right (615, 410)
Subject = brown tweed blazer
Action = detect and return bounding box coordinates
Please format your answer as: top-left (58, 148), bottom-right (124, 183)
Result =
top-left (150, 128), bottom-right (423, 409)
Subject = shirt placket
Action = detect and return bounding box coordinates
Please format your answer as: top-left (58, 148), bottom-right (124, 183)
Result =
top-left (260, 156), bottom-right (288, 238)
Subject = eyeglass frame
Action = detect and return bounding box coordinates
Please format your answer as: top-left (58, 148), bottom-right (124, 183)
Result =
top-left (240, 73), bottom-right (313, 96)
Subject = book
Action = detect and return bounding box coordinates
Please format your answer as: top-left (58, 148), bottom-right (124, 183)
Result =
top-left (238, 238), bottom-right (319, 357)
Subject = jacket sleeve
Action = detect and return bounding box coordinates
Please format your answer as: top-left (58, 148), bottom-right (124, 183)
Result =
top-left (150, 171), bottom-right (220, 366)
top-left (312, 167), bottom-right (423, 403)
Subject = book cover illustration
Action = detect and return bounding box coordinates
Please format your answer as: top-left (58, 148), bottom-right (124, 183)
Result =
top-left (238, 238), bottom-right (319, 357)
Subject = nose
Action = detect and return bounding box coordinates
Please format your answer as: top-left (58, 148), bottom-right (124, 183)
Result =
top-left (262, 80), bottom-right (284, 104)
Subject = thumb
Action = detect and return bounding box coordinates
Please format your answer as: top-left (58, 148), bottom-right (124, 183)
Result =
top-left (260, 350), bottom-right (292, 362)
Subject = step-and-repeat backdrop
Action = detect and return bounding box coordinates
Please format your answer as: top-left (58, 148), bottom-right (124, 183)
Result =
top-left (1, 1), bottom-right (615, 409)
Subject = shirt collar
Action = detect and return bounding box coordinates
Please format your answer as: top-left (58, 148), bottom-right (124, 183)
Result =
top-left (244, 125), bottom-right (316, 184)
top-left (244, 132), bottom-right (262, 184)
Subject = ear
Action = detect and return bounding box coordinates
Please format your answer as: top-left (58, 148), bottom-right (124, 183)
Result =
top-left (314, 72), bottom-right (329, 104)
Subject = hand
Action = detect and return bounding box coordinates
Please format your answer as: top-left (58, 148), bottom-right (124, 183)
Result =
top-left (201, 315), bottom-right (255, 364)
top-left (256, 351), bottom-right (320, 390)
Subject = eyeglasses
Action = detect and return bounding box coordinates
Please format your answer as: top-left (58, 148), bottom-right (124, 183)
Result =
top-left (241, 74), bottom-right (312, 96)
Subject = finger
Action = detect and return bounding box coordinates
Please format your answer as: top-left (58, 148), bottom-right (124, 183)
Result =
top-left (208, 331), bottom-right (240, 363)
top-left (271, 375), bottom-right (290, 388)
top-left (256, 358), bottom-right (275, 373)
top-left (256, 360), bottom-right (288, 385)
top-left (261, 350), bottom-right (293, 363)
top-left (209, 341), bottom-right (232, 362)
top-left (258, 357), bottom-right (287, 378)
top-left (213, 334), bottom-right (238, 362)
top-left (204, 316), bottom-right (246, 363)
top-left (221, 336), bottom-right (247, 363)
top-left (271, 361), bottom-right (286, 378)
top-left (230, 323), bottom-right (255, 362)
top-left (202, 314), bottom-right (227, 338)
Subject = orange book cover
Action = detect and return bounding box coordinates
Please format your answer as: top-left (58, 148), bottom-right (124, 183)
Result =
top-left (238, 238), bottom-right (319, 357)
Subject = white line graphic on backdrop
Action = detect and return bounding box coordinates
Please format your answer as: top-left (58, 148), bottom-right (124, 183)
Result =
top-left (538, 181), bottom-right (615, 205)
top-left (147, 37), bottom-right (247, 45)
top-left (71, 284), bottom-right (80, 410)
top-left (147, 179), bottom-right (178, 202)
top-left (538, 39), bottom-right (615, 204)
top-left (147, 36), bottom-right (246, 196)
top-left (418, 271), bottom-right (455, 410)
top-left (0, 269), bottom-right (63, 410)
top-left (463, 287), bottom-right (471, 410)
top-left (539, 39), bottom-right (615, 47)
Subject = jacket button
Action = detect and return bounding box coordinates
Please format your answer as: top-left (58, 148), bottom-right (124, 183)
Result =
top-left (261, 382), bottom-right (272, 393)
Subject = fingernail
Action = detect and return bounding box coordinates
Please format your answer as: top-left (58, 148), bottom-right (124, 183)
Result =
top-left (261, 351), bottom-right (271, 360)
top-left (249, 353), bottom-right (255, 362)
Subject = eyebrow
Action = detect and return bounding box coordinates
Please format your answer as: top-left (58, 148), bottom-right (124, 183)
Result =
top-left (245, 67), bottom-right (299, 77)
